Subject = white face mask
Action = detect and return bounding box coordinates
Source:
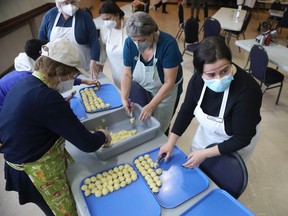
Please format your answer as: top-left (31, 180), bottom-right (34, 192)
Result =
top-left (103, 20), bottom-right (117, 30)
top-left (56, 79), bottom-right (74, 94)
top-left (62, 4), bottom-right (78, 16)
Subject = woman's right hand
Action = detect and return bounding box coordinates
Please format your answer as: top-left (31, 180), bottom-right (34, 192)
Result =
top-left (158, 141), bottom-right (175, 161)
top-left (122, 99), bottom-right (134, 116)
top-left (98, 129), bottom-right (112, 148)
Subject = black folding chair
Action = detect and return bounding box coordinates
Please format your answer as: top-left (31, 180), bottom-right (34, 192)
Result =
top-left (247, 45), bottom-right (284, 105)
top-left (223, 11), bottom-right (252, 52)
top-left (202, 17), bottom-right (221, 39)
top-left (181, 17), bottom-right (199, 56)
top-left (199, 144), bottom-right (248, 199)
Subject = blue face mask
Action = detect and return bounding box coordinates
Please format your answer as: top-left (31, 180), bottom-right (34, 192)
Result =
top-left (204, 73), bottom-right (234, 92)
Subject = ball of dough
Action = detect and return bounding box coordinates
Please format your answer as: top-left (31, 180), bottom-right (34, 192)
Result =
top-left (90, 176), bottom-right (97, 182)
top-left (138, 156), bottom-right (144, 161)
top-left (108, 185), bottom-right (114, 193)
top-left (124, 173), bottom-right (131, 179)
top-left (152, 187), bottom-right (160, 193)
top-left (147, 168), bottom-right (154, 174)
top-left (84, 189), bottom-right (91, 197)
top-left (156, 168), bottom-right (163, 175)
top-left (95, 190), bottom-right (102, 197)
top-left (118, 176), bottom-right (125, 182)
top-left (96, 184), bottom-right (103, 190)
top-left (102, 188), bottom-right (109, 196)
top-left (144, 154), bottom-right (150, 159)
top-left (88, 183), bottom-right (96, 189)
top-left (120, 181), bottom-right (127, 188)
top-left (114, 183), bottom-right (120, 190)
top-left (125, 178), bottom-right (132, 185)
top-left (131, 174), bottom-right (138, 181)
top-left (96, 173), bottom-right (103, 180)
top-left (84, 178), bottom-right (91, 185)
top-left (81, 185), bottom-right (88, 191)
top-left (124, 164), bottom-right (130, 169)
top-left (146, 158), bottom-right (153, 163)
top-left (113, 179), bottom-right (120, 184)
top-left (156, 180), bottom-right (162, 187)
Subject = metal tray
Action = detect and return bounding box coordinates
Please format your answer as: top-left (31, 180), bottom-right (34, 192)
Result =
top-left (82, 103), bottom-right (160, 160)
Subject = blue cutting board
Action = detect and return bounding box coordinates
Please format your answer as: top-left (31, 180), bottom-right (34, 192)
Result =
top-left (134, 146), bottom-right (210, 209)
top-left (80, 164), bottom-right (161, 216)
top-left (79, 84), bottom-right (122, 113)
top-left (180, 189), bottom-right (255, 216)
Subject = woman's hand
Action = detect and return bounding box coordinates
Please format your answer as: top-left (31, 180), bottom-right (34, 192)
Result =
top-left (182, 150), bottom-right (208, 168)
top-left (122, 99), bottom-right (135, 116)
top-left (139, 103), bottom-right (154, 121)
top-left (90, 60), bottom-right (102, 79)
top-left (158, 141), bottom-right (175, 161)
top-left (98, 129), bottom-right (112, 148)
top-left (81, 79), bottom-right (101, 87)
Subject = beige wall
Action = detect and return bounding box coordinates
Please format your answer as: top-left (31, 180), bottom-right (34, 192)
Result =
top-left (0, 0), bottom-right (94, 75)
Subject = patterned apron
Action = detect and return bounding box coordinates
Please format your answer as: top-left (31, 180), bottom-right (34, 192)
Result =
top-left (6, 138), bottom-right (77, 216)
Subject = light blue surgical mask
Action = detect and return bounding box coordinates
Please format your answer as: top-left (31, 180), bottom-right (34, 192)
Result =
top-left (204, 73), bottom-right (234, 92)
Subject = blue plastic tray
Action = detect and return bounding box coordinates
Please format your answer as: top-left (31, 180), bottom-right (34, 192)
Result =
top-left (133, 146), bottom-right (210, 209)
top-left (180, 189), bottom-right (255, 216)
top-left (80, 164), bottom-right (161, 216)
top-left (70, 97), bottom-right (87, 121)
top-left (79, 84), bottom-right (122, 113)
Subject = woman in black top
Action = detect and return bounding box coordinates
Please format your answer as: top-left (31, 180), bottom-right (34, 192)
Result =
top-left (158, 36), bottom-right (262, 168)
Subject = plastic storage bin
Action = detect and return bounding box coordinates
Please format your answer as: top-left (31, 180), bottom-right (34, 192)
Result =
top-left (82, 103), bottom-right (160, 160)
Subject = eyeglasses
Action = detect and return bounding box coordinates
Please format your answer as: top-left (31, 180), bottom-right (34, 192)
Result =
top-left (202, 63), bottom-right (232, 79)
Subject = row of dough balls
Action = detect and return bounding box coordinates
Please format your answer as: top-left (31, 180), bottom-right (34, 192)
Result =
top-left (134, 154), bottom-right (163, 193)
top-left (81, 164), bottom-right (138, 198)
top-left (80, 87), bottom-right (110, 112)
top-left (110, 129), bottom-right (137, 145)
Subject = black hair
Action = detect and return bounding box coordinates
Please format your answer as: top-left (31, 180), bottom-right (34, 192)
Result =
top-left (99, 0), bottom-right (125, 18)
top-left (25, 39), bottom-right (48, 61)
top-left (193, 36), bottom-right (232, 75)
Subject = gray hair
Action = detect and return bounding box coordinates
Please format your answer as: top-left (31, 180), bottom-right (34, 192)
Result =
top-left (126, 11), bottom-right (158, 37)
top-left (55, 0), bottom-right (80, 8)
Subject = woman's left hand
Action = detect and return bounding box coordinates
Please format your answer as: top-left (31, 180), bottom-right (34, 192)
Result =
top-left (139, 103), bottom-right (154, 121)
top-left (182, 150), bottom-right (208, 168)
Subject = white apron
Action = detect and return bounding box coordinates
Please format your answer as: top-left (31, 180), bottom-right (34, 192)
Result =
top-left (192, 85), bottom-right (259, 162)
top-left (50, 12), bottom-right (90, 71)
top-left (132, 43), bottom-right (178, 132)
top-left (106, 20), bottom-right (126, 89)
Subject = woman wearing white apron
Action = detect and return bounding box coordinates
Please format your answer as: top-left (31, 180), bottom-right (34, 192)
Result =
top-left (38, 0), bottom-right (100, 78)
top-left (121, 12), bottom-right (183, 134)
top-left (98, 1), bottom-right (128, 89)
top-left (158, 36), bottom-right (262, 167)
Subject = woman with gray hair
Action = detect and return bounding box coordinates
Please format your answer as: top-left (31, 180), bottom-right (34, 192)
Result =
top-left (121, 12), bottom-right (183, 134)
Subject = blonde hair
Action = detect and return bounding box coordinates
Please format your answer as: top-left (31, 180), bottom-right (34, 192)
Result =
top-left (35, 56), bottom-right (78, 77)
